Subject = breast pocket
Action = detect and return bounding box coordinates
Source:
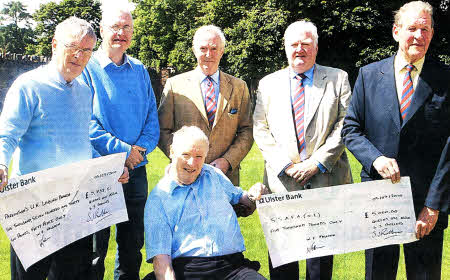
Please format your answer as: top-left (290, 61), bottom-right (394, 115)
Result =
top-left (423, 92), bottom-right (449, 139)
top-left (424, 92), bottom-right (447, 121)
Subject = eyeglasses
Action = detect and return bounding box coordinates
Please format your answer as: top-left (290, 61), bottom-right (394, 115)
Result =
top-left (108, 25), bottom-right (133, 33)
top-left (64, 44), bottom-right (93, 56)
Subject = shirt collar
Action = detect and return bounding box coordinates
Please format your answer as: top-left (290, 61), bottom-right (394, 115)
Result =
top-left (289, 64), bottom-right (315, 81)
top-left (165, 164), bottom-right (206, 195)
top-left (48, 60), bottom-right (76, 87)
top-left (394, 53), bottom-right (425, 74)
top-left (95, 49), bottom-right (133, 69)
top-left (196, 67), bottom-right (220, 84)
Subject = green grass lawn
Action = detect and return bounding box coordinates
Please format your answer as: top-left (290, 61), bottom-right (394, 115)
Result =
top-left (0, 145), bottom-right (448, 279)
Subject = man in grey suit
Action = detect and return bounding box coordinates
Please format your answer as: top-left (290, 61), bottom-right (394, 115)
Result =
top-left (253, 20), bottom-right (352, 280)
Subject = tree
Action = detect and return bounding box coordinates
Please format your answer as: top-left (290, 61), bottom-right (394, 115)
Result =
top-left (0, 1), bottom-right (34, 54)
top-left (32, 0), bottom-right (101, 56)
top-left (1, 1), bottom-right (30, 26)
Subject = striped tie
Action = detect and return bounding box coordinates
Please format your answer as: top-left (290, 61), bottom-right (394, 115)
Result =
top-left (204, 76), bottom-right (217, 127)
top-left (292, 74), bottom-right (306, 154)
top-left (400, 64), bottom-right (415, 120)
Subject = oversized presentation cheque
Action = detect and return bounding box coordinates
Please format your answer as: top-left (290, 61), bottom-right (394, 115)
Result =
top-left (0, 153), bottom-right (129, 270)
top-left (257, 177), bottom-right (417, 268)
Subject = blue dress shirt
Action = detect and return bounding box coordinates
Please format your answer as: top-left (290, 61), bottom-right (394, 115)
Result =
top-left (199, 68), bottom-right (220, 107)
top-left (144, 164), bottom-right (246, 262)
top-left (82, 51), bottom-right (159, 167)
top-left (0, 62), bottom-right (93, 176)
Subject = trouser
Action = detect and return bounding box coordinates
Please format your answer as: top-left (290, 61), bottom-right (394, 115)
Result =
top-left (365, 228), bottom-right (444, 280)
top-left (91, 166), bottom-right (148, 280)
top-left (268, 253), bottom-right (333, 280)
top-left (144, 253), bottom-right (266, 280)
top-left (11, 235), bottom-right (92, 280)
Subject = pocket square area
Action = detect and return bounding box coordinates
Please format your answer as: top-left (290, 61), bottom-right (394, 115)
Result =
top-left (229, 108), bottom-right (238, 114)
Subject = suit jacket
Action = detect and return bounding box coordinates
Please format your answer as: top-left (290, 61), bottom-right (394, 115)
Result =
top-left (253, 65), bottom-right (353, 193)
top-left (429, 136), bottom-right (450, 214)
top-left (158, 70), bottom-right (253, 185)
top-left (342, 55), bottom-right (450, 229)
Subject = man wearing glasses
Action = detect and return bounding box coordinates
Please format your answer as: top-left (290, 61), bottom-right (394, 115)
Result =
top-left (81, 1), bottom-right (159, 280)
top-left (0, 17), bottom-right (98, 280)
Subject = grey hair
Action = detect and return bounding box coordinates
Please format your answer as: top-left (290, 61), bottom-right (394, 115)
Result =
top-left (54, 16), bottom-right (97, 43)
top-left (394, 1), bottom-right (434, 28)
top-left (192, 25), bottom-right (226, 51)
top-left (100, 0), bottom-right (135, 26)
top-left (171, 126), bottom-right (209, 153)
top-left (284, 20), bottom-right (319, 47)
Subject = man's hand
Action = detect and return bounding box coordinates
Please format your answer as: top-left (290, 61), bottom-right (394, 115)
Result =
top-left (210, 157), bottom-right (230, 174)
top-left (373, 156), bottom-right (400, 183)
top-left (125, 145), bottom-right (146, 170)
top-left (118, 167), bottom-right (129, 184)
top-left (285, 161), bottom-right (319, 185)
top-left (415, 207), bottom-right (439, 239)
top-left (247, 182), bottom-right (268, 202)
top-left (0, 165), bottom-right (8, 190)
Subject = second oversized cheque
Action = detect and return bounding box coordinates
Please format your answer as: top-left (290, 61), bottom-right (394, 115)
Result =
top-left (256, 177), bottom-right (417, 268)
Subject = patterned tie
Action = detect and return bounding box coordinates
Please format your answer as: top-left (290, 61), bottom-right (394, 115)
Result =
top-left (292, 74), bottom-right (306, 154)
top-left (204, 76), bottom-right (217, 127)
top-left (400, 64), bottom-right (415, 120)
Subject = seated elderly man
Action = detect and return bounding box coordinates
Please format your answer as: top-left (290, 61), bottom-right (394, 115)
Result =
top-left (144, 126), bottom-right (267, 280)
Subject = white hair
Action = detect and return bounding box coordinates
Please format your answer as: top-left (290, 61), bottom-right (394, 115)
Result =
top-left (100, 0), bottom-right (136, 26)
top-left (171, 126), bottom-right (209, 153)
top-left (284, 20), bottom-right (319, 47)
top-left (394, 1), bottom-right (434, 27)
top-left (192, 25), bottom-right (226, 51)
top-left (54, 16), bottom-right (97, 43)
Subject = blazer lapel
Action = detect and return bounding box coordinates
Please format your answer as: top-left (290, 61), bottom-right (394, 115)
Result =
top-left (402, 59), bottom-right (433, 127)
top-left (380, 56), bottom-right (402, 131)
top-left (214, 71), bottom-right (231, 128)
top-left (305, 64), bottom-right (326, 131)
top-left (188, 71), bottom-right (209, 126)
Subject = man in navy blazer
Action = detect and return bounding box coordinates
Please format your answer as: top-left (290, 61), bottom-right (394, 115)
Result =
top-left (342, 1), bottom-right (449, 280)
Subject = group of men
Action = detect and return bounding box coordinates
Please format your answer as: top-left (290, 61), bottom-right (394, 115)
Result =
top-left (0, 0), bottom-right (448, 280)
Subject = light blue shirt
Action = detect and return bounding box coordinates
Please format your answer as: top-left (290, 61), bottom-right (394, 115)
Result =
top-left (199, 68), bottom-right (220, 106)
top-left (144, 164), bottom-right (245, 262)
top-left (0, 62), bottom-right (93, 176)
top-left (288, 65), bottom-right (326, 173)
top-left (82, 51), bottom-right (159, 167)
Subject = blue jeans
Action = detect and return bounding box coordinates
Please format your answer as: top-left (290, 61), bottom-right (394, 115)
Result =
top-left (91, 166), bottom-right (148, 280)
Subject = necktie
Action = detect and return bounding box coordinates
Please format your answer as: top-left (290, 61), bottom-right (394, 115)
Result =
top-left (292, 74), bottom-right (306, 154)
top-left (400, 64), bottom-right (415, 120)
top-left (204, 76), bottom-right (217, 127)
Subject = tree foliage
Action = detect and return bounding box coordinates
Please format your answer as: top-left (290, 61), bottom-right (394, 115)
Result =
top-left (32, 0), bottom-right (101, 56)
top-left (2, 0), bottom-right (446, 85)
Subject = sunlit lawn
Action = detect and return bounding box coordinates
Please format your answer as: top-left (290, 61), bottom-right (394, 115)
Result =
top-left (0, 145), bottom-right (448, 279)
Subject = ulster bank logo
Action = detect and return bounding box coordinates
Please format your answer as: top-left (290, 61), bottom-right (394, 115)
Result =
top-left (0, 176), bottom-right (36, 193)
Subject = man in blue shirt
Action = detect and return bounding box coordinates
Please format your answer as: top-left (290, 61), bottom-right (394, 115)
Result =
top-left (81, 1), bottom-right (159, 279)
top-left (144, 126), bottom-right (267, 280)
top-left (0, 17), bottom-right (108, 280)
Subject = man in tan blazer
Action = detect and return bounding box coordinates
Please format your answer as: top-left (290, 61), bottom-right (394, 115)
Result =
top-left (253, 20), bottom-right (352, 280)
top-left (158, 25), bottom-right (253, 186)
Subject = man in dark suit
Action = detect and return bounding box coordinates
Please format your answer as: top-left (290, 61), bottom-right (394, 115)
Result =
top-left (342, 1), bottom-right (449, 280)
